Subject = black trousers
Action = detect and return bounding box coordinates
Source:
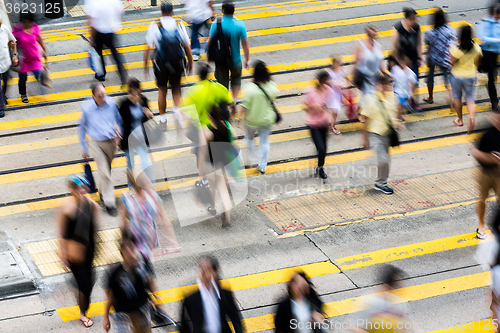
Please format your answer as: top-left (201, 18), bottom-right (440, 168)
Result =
top-left (94, 32), bottom-right (126, 81)
top-left (1, 69), bottom-right (10, 97)
top-left (309, 126), bottom-right (328, 167)
top-left (482, 50), bottom-right (498, 108)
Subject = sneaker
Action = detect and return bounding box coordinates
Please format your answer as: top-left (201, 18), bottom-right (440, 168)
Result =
top-left (316, 166), bottom-right (327, 179)
top-left (256, 166), bottom-right (266, 174)
top-left (159, 120), bottom-right (167, 131)
top-left (106, 206), bottom-right (118, 216)
top-left (0, 109), bottom-right (4, 118)
top-left (193, 54), bottom-right (201, 61)
top-left (95, 74), bottom-right (105, 82)
top-left (374, 185), bottom-right (394, 195)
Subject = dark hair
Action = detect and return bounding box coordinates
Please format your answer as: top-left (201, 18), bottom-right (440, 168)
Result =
top-left (20, 12), bottom-right (34, 23)
top-left (458, 25), bottom-right (474, 52)
top-left (380, 265), bottom-right (403, 288)
top-left (198, 255), bottom-right (220, 279)
top-left (433, 8), bottom-right (447, 28)
top-left (198, 63), bottom-right (210, 80)
top-left (90, 82), bottom-right (105, 95)
top-left (253, 60), bottom-right (271, 83)
top-left (317, 70), bottom-right (329, 84)
top-left (403, 7), bottom-right (417, 19)
top-left (121, 229), bottom-right (137, 246)
top-left (222, 2), bottom-right (235, 15)
top-left (488, 4), bottom-right (500, 15)
top-left (160, 2), bottom-right (173, 14)
top-left (127, 77), bottom-right (141, 91)
top-left (209, 105), bottom-right (227, 133)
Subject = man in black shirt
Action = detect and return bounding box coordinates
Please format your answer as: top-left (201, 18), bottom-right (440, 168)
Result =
top-left (471, 111), bottom-right (500, 239)
top-left (103, 234), bottom-right (154, 333)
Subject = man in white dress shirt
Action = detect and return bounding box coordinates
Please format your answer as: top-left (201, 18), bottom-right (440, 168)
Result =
top-left (85, 0), bottom-right (127, 84)
top-left (0, 17), bottom-right (16, 117)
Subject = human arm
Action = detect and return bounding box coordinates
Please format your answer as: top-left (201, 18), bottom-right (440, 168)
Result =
top-left (142, 97), bottom-right (154, 119)
top-left (118, 199), bottom-right (128, 231)
top-left (471, 145), bottom-right (500, 165)
top-left (155, 193), bottom-right (179, 248)
top-left (183, 43), bottom-right (193, 74)
top-left (103, 288), bottom-right (113, 332)
top-left (417, 27), bottom-right (423, 65)
top-left (390, 28), bottom-right (399, 59)
top-left (359, 114), bottom-right (369, 149)
top-left (7, 28), bottom-right (18, 66)
top-left (36, 29), bottom-right (48, 62)
top-left (57, 205), bottom-right (69, 267)
top-left (79, 106), bottom-right (89, 159)
top-left (208, 0), bottom-right (215, 20)
top-left (242, 39), bottom-right (250, 69)
top-left (143, 44), bottom-right (152, 81)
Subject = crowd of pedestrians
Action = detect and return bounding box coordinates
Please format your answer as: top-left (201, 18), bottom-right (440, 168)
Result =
top-left (46, 1), bottom-right (500, 330)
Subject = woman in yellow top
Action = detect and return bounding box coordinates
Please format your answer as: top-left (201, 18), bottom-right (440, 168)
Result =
top-left (450, 25), bottom-right (482, 133)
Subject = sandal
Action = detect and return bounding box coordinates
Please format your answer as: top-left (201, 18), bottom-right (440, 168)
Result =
top-left (207, 207), bottom-right (216, 216)
top-left (423, 97), bottom-right (434, 104)
top-left (81, 318), bottom-right (93, 328)
top-left (21, 95), bottom-right (28, 103)
top-left (453, 119), bottom-right (463, 127)
top-left (332, 127), bottom-right (341, 135)
top-left (476, 228), bottom-right (487, 240)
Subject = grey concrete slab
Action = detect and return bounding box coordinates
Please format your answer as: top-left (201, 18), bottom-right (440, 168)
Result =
top-left (0, 295), bottom-right (46, 321)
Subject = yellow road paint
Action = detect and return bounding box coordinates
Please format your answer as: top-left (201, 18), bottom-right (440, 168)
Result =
top-left (56, 260), bottom-right (339, 321)
top-left (336, 232), bottom-right (488, 270)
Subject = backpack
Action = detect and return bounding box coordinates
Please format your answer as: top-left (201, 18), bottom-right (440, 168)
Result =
top-left (207, 18), bottom-right (232, 67)
top-left (155, 23), bottom-right (186, 73)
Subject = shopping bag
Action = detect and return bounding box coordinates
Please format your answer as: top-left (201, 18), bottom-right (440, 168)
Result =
top-left (83, 163), bottom-right (98, 194)
top-left (79, 34), bottom-right (104, 77)
top-left (41, 65), bottom-right (52, 88)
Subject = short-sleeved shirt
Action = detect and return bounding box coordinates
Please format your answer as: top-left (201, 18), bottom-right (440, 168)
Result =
top-left (360, 91), bottom-right (398, 136)
top-left (145, 16), bottom-right (189, 49)
top-left (12, 23), bottom-right (42, 73)
top-left (477, 126), bottom-right (500, 170)
top-left (183, 79), bottom-right (232, 128)
top-left (302, 86), bottom-right (334, 128)
top-left (450, 43), bottom-right (482, 78)
top-left (242, 81), bottom-right (278, 129)
top-left (326, 67), bottom-right (346, 111)
top-left (185, 0), bottom-right (212, 24)
top-left (209, 15), bottom-right (248, 66)
top-left (84, 0), bottom-right (123, 33)
top-left (0, 25), bottom-right (15, 73)
top-left (107, 262), bottom-right (150, 313)
top-left (357, 293), bottom-right (407, 331)
top-left (390, 65), bottom-right (417, 99)
top-left (425, 24), bottom-right (456, 68)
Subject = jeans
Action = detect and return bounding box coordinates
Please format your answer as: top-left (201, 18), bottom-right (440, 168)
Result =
top-left (426, 64), bottom-right (450, 86)
top-left (190, 19), bottom-right (211, 56)
top-left (245, 126), bottom-right (270, 171)
top-left (1, 69), bottom-right (10, 97)
top-left (94, 32), bottom-right (126, 81)
top-left (450, 75), bottom-right (477, 101)
top-left (18, 70), bottom-right (42, 96)
top-left (369, 132), bottom-right (390, 187)
top-left (482, 50), bottom-right (498, 107)
top-left (309, 126), bottom-right (328, 167)
top-left (123, 142), bottom-right (153, 188)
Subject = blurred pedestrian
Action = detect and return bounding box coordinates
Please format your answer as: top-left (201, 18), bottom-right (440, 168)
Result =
top-left (242, 60), bottom-right (278, 174)
top-left (479, 5), bottom-right (500, 111)
top-left (208, 1), bottom-right (250, 99)
top-left (274, 272), bottom-right (324, 333)
top-left (391, 8), bottom-right (422, 76)
top-left (12, 12), bottom-right (47, 104)
top-left (85, 0), bottom-right (127, 84)
top-left (180, 256), bottom-right (243, 333)
top-left (326, 55), bottom-right (349, 135)
top-left (57, 175), bottom-right (101, 328)
top-left (144, 3), bottom-right (193, 129)
top-left (119, 170), bottom-right (179, 265)
top-left (79, 83), bottom-right (123, 216)
top-left (359, 74), bottom-right (400, 195)
top-left (185, 0), bottom-right (215, 60)
top-left (424, 8), bottom-right (455, 107)
top-left (103, 231), bottom-right (154, 333)
top-left (197, 106), bottom-right (236, 226)
top-left (119, 77), bottom-right (154, 185)
top-left (0, 17), bottom-right (16, 117)
top-left (352, 265), bottom-right (408, 333)
top-left (450, 25), bottom-right (482, 132)
top-left (388, 55), bottom-right (419, 121)
top-left (471, 110), bottom-right (500, 240)
top-left (303, 70), bottom-right (334, 180)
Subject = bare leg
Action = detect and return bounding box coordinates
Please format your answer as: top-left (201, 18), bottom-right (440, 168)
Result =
top-left (454, 98), bottom-right (463, 125)
top-left (466, 99), bottom-right (476, 134)
top-left (477, 199), bottom-right (486, 234)
top-left (158, 86), bottom-right (168, 117)
top-left (446, 84), bottom-right (453, 111)
top-left (231, 84), bottom-right (240, 101)
top-left (216, 173), bottom-right (231, 225)
top-left (425, 84), bottom-right (434, 103)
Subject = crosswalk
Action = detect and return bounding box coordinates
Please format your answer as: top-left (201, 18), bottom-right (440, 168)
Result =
top-left (1, 0), bottom-right (498, 330)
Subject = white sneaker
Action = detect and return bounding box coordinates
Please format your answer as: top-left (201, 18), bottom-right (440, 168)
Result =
top-left (193, 54), bottom-right (200, 61)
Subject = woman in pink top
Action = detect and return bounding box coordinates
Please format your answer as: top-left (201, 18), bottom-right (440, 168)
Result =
top-left (303, 71), bottom-right (334, 180)
top-left (13, 12), bottom-right (47, 103)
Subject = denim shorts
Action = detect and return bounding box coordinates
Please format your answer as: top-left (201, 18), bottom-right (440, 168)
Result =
top-left (450, 75), bottom-right (477, 101)
top-left (395, 93), bottom-right (408, 106)
top-left (426, 64), bottom-right (451, 86)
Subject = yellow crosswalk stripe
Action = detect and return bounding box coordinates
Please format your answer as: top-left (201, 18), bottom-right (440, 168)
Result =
top-left (42, 0), bottom-right (406, 41)
top-left (0, 132), bottom-right (480, 217)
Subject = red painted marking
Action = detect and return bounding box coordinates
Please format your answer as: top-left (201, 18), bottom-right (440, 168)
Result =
top-left (281, 223), bottom-right (305, 232)
top-left (392, 180), bottom-right (409, 186)
top-left (256, 203), bottom-right (268, 210)
top-left (368, 210), bottom-right (378, 216)
top-left (342, 189), bottom-right (356, 195)
top-left (399, 204), bottom-right (413, 211)
top-left (272, 202), bottom-right (281, 212)
top-left (417, 201), bottom-right (436, 207)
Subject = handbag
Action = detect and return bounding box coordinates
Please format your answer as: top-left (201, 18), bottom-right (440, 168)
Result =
top-left (150, 294), bottom-right (177, 326)
top-left (255, 82), bottom-right (282, 124)
top-left (83, 163), bottom-right (98, 193)
top-left (353, 68), bottom-right (367, 90)
top-left (79, 34), bottom-right (104, 77)
top-left (377, 97), bottom-right (399, 147)
top-left (41, 65), bottom-right (52, 88)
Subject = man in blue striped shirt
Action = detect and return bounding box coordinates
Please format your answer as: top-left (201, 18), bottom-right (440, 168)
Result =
top-left (79, 83), bottom-right (123, 216)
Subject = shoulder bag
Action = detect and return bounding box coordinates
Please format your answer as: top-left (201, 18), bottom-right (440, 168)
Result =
top-left (255, 82), bottom-right (282, 123)
top-left (378, 97), bottom-right (399, 147)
